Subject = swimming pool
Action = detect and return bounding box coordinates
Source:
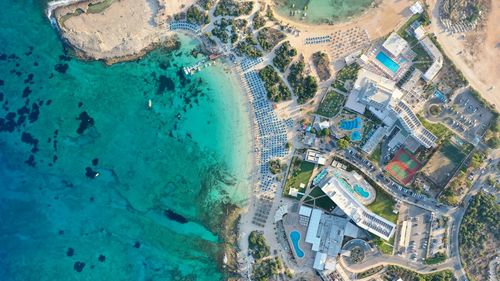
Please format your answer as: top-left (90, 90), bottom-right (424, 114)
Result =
top-left (339, 116), bottom-right (363, 131)
top-left (434, 90), bottom-right (447, 103)
top-left (376, 51), bottom-right (400, 73)
top-left (333, 173), bottom-right (374, 203)
top-left (351, 131), bottom-right (362, 141)
top-left (354, 185), bottom-right (370, 198)
top-left (290, 231), bottom-right (304, 258)
top-left (312, 169), bottom-right (328, 186)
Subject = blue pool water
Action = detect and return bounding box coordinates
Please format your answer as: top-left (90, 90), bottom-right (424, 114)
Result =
top-left (376, 51), bottom-right (400, 73)
top-left (334, 173), bottom-right (372, 200)
top-left (434, 90), bottom-right (448, 102)
top-left (340, 116), bottom-right (363, 131)
top-left (351, 131), bottom-right (362, 141)
top-left (290, 231), bottom-right (304, 258)
top-left (312, 169), bottom-right (328, 186)
top-left (354, 185), bottom-right (370, 198)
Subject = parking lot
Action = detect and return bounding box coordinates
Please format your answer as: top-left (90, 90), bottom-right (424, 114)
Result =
top-left (425, 89), bottom-right (494, 143)
top-left (399, 205), bottom-right (432, 263)
top-left (344, 148), bottom-right (376, 172)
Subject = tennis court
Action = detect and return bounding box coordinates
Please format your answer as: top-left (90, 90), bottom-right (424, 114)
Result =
top-left (384, 148), bottom-right (421, 185)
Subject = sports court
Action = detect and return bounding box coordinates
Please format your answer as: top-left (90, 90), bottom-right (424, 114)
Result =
top-left (384, 148), bottom-right (421, 185)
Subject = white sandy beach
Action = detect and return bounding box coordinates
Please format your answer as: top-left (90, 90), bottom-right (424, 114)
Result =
top-left (428, 0), bottom-right (499, 110)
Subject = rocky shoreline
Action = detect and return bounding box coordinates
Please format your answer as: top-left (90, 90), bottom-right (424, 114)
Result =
top-left (63, 35), bottom-right (181, 65)
top-left (50, 0), bottom-right (194, 64)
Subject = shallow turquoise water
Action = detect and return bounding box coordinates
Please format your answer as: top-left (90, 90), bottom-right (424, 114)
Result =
top-left (274, 0), bottom-right (373, 24)
top-left (0, 1), bottom-right (251, 280)
top-left (354, 184), bottom-right (370, 198)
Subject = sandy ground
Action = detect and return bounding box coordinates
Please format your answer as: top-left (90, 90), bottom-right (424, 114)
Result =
top-left (54, 0), bottom-right (194, 62)
top-left (262, 0), bottom-right (414, 119)
top-left (265, 0), bottom-right (414, 58)
top-left (428, 0), bottom-right (500, 111)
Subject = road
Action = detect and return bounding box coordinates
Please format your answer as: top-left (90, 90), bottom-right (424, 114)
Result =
top-left (340, 252), bottom-right (455, 274)
top-left (340, 150), bottom-right (449, 213)
top-left (445, 153), bottom-right (500, 281)
top-left (339, 148), bottom-right (499, 280)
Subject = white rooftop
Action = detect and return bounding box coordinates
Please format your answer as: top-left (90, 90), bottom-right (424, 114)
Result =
top-left (414, 25), bottom-right (426, 40)
top-left (319, 120), bottom-right (330, 130)
top-left (305, 208), bottom-right (323, 251)
top-left (419, 36), bottom-right (443, 81)
top-left (320, 175), bottom-right (396, 240)
top-left (345, 69), bottom-right (403, 115)
top-left (410, 1), bottom-right (424, 14)
top-left (306, 149), bottom-right (327, 165)
top-left (299, 205), bottom-right (313, 217)
top-left (313, 252), bottom-right (327, 270)
top-left (382, 33), bottom-right (409, 57)
top-left (347, 69), bottom-right (437, 148)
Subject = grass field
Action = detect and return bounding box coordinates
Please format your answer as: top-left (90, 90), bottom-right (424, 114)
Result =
top-left (317, 91), bottom-right (345, 118)
top-left (368, 144), bottom-right (381, 165)
top-left (283, 157), bottom-right (315, 196)
top-left (418, 115), bottom-right (453, 144)
top-left (385, 148), bottom-right (421, 185)
top-left (367, 185), bottom-right (398, 223)
top-left (373, 236), bottom-right (395, 254)
top-left (331, 156), bottom-right (398, 222)
top-left (423, 140), bottom-right (470, 187)
top-left (440, 141), bottom-right (466, 164)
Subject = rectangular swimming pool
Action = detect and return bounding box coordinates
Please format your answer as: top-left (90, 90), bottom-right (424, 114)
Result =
top-left (376, 51), bottom-right (400, 73)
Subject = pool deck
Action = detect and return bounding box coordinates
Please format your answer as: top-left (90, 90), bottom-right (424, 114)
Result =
top-left (330, 167), bottom-right (376, 205)
top-left (282, 212), bottom-right (315, 268)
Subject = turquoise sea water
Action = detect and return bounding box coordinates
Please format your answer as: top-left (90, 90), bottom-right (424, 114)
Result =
top-left (274, 0), bottom-right (373, 24)
top-left (0, 1), bottom-right (252, 280)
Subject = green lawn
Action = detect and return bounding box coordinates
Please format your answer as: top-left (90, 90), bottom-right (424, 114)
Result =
top-left (424, 253), bottom-right (447, 265)
top-left (368, 144), bottom-right (382, 164)
top-left (367, 185), bottom-right (398, 223)
top-left (283, 158), bottom-right (315, 196)
top-left (374, 236), bottom-right (394, 255)
top-left (331, 64), bottom-right (360, 93)
top-left (440, 141), bottom-right (466, 165)
top-left (316, 91), bottom-right (346, 118)
top-left (331, 156), bottom-right (398, 222)
top-left (418, 115), bottom-right (453, 144)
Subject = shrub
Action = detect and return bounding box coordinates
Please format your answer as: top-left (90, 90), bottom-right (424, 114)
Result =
top-left (272, 41), bottom-right (296, 72)
top-left (258, 65), bottom-right (291, 102)
top-left (186, 5), bottom-right (209, 25)
top-left (287, 58), bottom-right (318, 104)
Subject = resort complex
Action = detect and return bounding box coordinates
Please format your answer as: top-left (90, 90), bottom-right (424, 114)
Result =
top-left (319, 173), bottom-right (396, 241)
top-left (31, 0), bottom-right (500, 281)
